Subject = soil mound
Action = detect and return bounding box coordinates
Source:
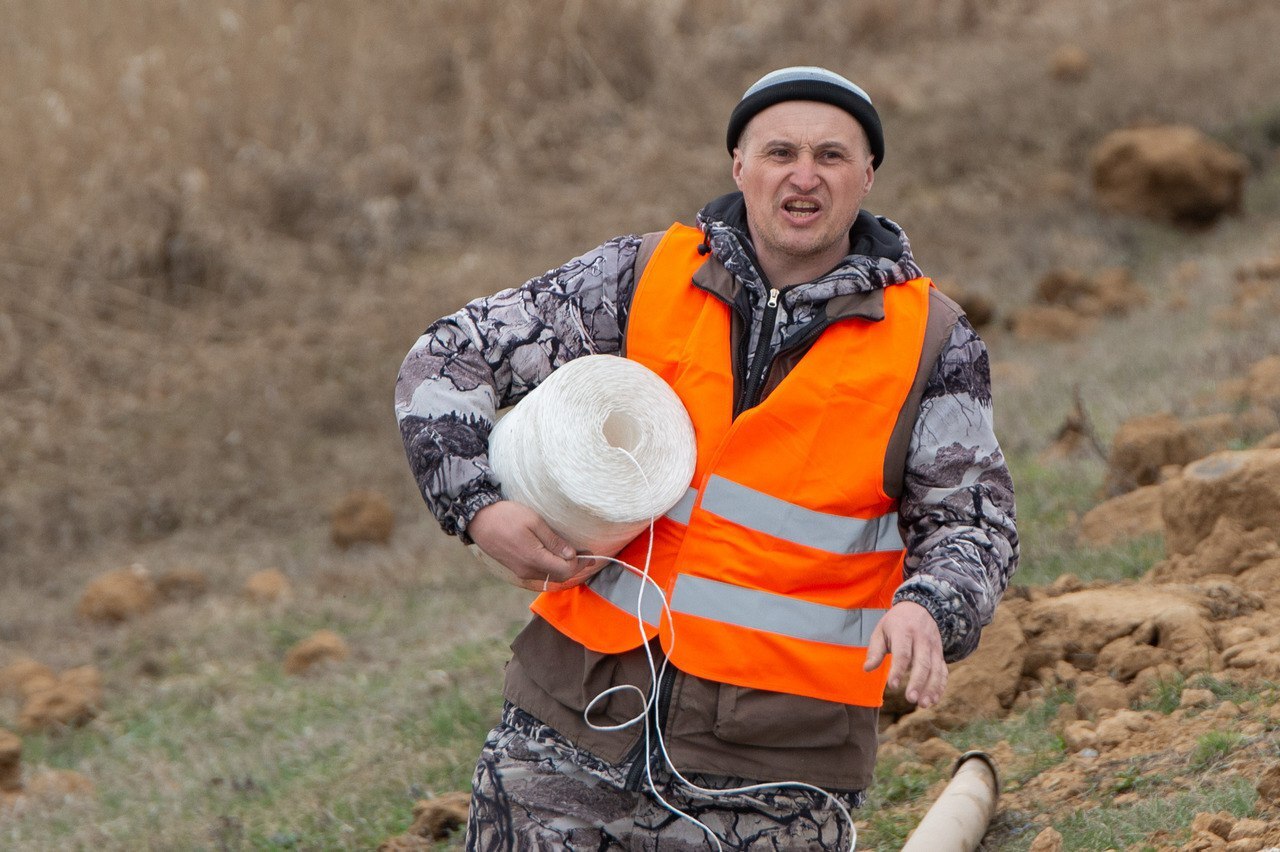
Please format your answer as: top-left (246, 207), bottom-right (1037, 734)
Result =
top-left (1009, 305), bottom-right (1091, 342)
top-left (1104, 413), bottom-right (1208, 495)
top-left (1077, 484), bottom-right (1163, 547)
top-left (1048, 45), bottom-right (1089, 82)
top-left (935, 283), bottom-right (996, 329)
top-left (331, 489), bottom-right (395, 548)
top-left (1158, 449), bottom-right (1280, 561)
top-left (1034, 267), bottom-right (1146, 318)
top-left (378, 792), bottom-right (471, 849)
top-left (243, 568), bottom-right (291, 603)
top-left (1090, 125), bottom-right (1248, 228)
top-left (283, 630), bottom-right (349, 675)
top-left (76, 564), bottom-right (158, 623)
top-left (18, 666), bottom-right (104, 732)
top-left (0, 659), bottom-right (57, 700)
top-left (154, 567), bottom-right (209, 602)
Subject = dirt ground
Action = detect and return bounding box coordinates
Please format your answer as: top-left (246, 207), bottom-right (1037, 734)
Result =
top-left (4, 1), bottom-right (1280, 848)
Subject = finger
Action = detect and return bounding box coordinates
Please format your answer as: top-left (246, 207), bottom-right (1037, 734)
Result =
top-left (903, 648), bottom-right (933, 705)
top-left (885, 634), bottom-right (912, 692)
top-left (863, 626), bottom-right (888, 672)
top-left (528, 522), bottom-right (576, 563)
top-left (920, 657), bottom-right (949, 708)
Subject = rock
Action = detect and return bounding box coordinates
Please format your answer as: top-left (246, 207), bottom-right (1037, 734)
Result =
top-left (1228, 819), bottom-right (1270, 841)
top-left (1062, 721), bottom-right (1097, 752)
top-left (1047, 574), bottom-right (1084, 597)
top-left (1104, 414), bottom-right (1208, 495)
top-left (0, 729), bottom-right (21, 792)
top-left (1076, 679), bottom-right (1129, 718)
top-left (1194, 812), bottom-right (1237, 839)
top-left (1179, 688), bottom-right (1216, 709)
top-left (1090, 125), bottom-right (1248, 228)
top-left (1097, 636), bottom-right (1168, 682)
top-left (1048, 43), bottom-right (1089, 81)
top-left (154, 567), bottom-right (209, 601)
top-left (1009, 305), bottom-right (1090, 342)
top-left (1023, 587), bottom-right (1210, 662)
top-left (1159, 450), bottom-right (1280, 557)
top-left (0, 659), bottom-right (57, 700)
top-left (18, 666), bottom-right (104, 732)
top-left (1248, 357), bottom-right (1280, 408)
top-left (1256, 764), bottom-right (1280, 804)
top-left (76, 564), bottom-right (158, 622)
top-left (1035, 267), bottom-right (1144, 318)
top-left (407, 791), bottom-right (471, 840)
top-left (1030, 826), bottom-right (1065, 851)
top-left (331, 489), bottom-right (395, 548)
top-left (378, 792), bottom-right (471, 847)
top-left (915, 737), bottom-right (961, 766)
top-left (1095, 709), bottom-right (1150, 748)
top-left (1078, 485), bottom-right (1165, 548)
top-left (1131, 663), bottom-right (1183, 698)
top-left (243, 569), bottom-right (291, 603)
top-left (283, 630), bottom-right (349, 675)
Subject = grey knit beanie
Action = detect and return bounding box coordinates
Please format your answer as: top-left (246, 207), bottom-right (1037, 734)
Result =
top-left (726, 67), bottom-right (884, 169)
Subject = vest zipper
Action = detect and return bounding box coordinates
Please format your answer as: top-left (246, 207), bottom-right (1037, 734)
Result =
top-left (735, 286), bottom-right (780, 416)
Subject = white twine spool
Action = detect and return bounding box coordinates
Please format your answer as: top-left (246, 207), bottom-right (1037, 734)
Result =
top-left (486, 354), bottom-right (697, 556)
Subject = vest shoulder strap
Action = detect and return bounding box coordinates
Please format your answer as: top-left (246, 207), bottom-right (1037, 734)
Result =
top-left (621, 229), bottom-right (683, 357)
top-left (882, 285), bottom-right (966, 499)
top-left (634, 230), bottom-right (666, 281)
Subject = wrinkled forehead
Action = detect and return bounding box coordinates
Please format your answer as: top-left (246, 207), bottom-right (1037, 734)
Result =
top-left (738, 100), bottom-right (868, 149)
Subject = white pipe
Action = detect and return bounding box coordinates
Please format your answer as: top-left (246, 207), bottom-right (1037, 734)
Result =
top-left (899, 751), bottom-right (1000, 852)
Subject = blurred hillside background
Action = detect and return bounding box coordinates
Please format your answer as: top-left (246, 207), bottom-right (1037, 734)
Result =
top-left (4, 0), bottom-right (1280, 848)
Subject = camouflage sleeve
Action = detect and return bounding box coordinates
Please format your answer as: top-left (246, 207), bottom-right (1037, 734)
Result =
top-left (893, 316), bottom-right (1019, 662)
top-left (394, 236), bottom-right (643, 539)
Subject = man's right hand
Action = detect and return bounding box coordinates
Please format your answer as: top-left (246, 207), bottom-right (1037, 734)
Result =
top-left (467, 501), bottom-right (592, 592)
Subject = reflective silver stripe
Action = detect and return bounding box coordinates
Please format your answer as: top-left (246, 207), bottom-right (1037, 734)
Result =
top-left (585, 560), bottom-right (662, 627)
top-left (664, 487), bottom-right (698, 526)
top-left (670, 575), bottom-right (886, 647)
top-left (700, 475), bottom-right (903, 554)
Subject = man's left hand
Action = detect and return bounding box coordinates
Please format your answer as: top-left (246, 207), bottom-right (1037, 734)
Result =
top-left (862, 601), bottom-right (947, 708)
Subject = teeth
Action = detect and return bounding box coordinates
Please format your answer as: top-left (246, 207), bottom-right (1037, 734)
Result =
top-left (785, 201), bottom-right (818, 214)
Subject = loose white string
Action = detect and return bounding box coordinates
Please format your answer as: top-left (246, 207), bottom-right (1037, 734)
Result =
top-left (484, 355), bottom-right (856, 849)
top-left (579, 452), bottom-right (858, 852)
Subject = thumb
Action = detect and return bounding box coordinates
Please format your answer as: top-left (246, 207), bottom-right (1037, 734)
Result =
top-left (863, 625), bottom-right (888, 672)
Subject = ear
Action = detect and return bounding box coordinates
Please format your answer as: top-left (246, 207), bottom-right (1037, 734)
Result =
top-left (862, 161), bottom-right (875, 195)
top-left (732, 149), bottom-right (745, 190)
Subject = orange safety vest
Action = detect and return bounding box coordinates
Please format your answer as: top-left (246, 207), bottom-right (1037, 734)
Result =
top-left (532, 222), bottom-right (932, 707)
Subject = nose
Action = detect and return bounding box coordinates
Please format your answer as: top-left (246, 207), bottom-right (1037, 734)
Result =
top-left (789, 154), bottom-right (820, 192)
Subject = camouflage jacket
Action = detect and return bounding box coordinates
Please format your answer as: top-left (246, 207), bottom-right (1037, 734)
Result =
top-left (396, 191), bottom-right (1018, 662)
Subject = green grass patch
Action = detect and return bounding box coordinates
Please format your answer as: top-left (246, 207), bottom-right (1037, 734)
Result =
top-left (1139, 673), bottom-right (1187, 714)
top-left (1005, 456), bottom-right (1164, 587)
top-left (1048, 776), bottom-right (1257, 851)
top-left (1188, 729), bottom-right (1247, 771)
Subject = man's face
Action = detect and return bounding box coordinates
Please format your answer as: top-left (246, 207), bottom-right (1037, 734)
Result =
top-left (732, 101), bottom-right (875, 279)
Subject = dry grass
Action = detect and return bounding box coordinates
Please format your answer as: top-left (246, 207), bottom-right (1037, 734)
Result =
top-left (3, 0), bottom-right (1280, 847)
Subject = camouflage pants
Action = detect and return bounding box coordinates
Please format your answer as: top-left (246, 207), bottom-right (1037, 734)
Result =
top-left (465, 703), bottom-right (863, 851)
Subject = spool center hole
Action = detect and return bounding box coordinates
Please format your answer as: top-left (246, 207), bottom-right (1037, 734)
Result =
top-left (602, 412), bottom-right (642, 453)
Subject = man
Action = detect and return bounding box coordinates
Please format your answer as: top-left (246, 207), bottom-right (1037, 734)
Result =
top-left (396, 67), bottom-right (1018, 849)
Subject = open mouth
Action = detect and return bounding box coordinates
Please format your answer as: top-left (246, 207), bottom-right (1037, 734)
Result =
top-left (782, 199), bottom-right (821, 219)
